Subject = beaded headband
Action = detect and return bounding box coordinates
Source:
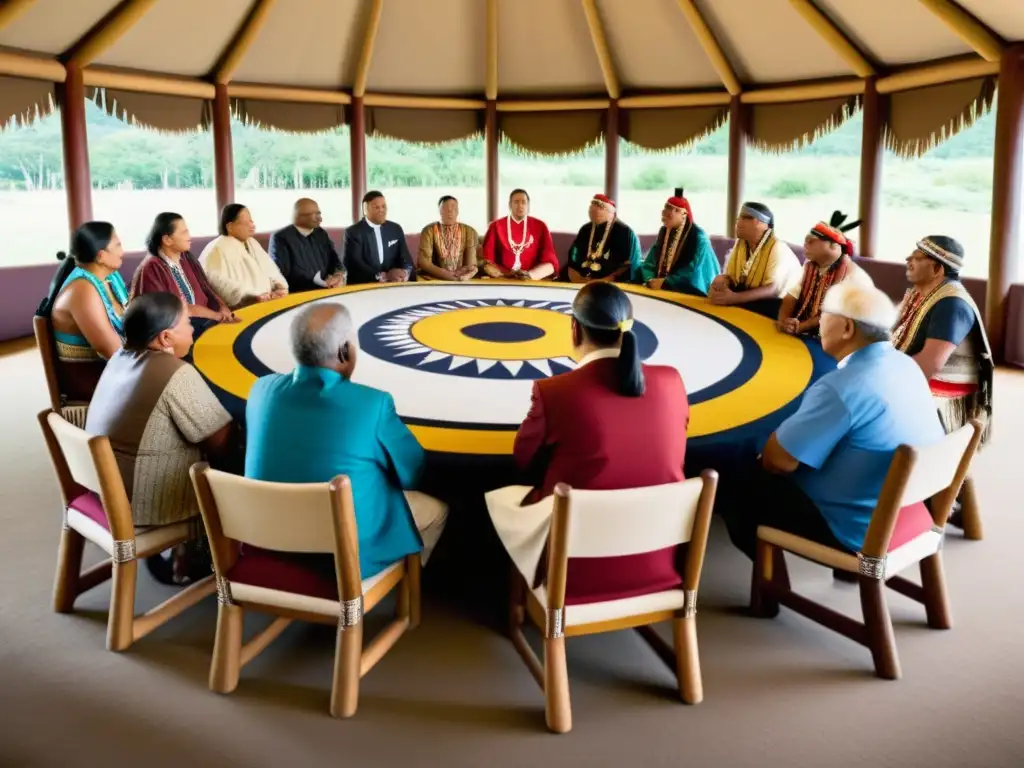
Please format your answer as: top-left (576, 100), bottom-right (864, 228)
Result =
top-left (917, 238), bottom-right (964, 270)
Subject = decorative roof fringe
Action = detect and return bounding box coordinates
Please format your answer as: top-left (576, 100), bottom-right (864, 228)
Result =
top-left (749, 96), bottom-right (861, 155)
top-left (90, 88), bottom-right (209, 135)
top-left (229, 100), bottom-right (345, 136)
top-left (367, 127), bottom-right (484, 147)
top-left (623, 108), bottom-right (728, 155)
top-left (1, 93), bottom-right (56, 131)
top-left (884, 79), bottom-right (996, 159)
top-left (498, 132), bottom-right (606, 158)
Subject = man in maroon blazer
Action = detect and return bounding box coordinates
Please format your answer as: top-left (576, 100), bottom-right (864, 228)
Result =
top-left (513, 283), bottom-right (689, 502)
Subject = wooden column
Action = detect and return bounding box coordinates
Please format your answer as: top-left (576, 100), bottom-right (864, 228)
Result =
top-left (350, 96), bottom-right (367, 223)
top-left (486, 99), bottom-right (499, 223)
top-left (212, 83), bottom-right (234, 215)
top-left (986, 45), bottom-right (1024, 361)
top-left (725, 95), bottom-right (747, 235)
top-left (605, 99), bottom-right (619, 202)
top-left (58, 63), bottom-right (92, 229)
top-left (858, 77), bottom-right (886, 259)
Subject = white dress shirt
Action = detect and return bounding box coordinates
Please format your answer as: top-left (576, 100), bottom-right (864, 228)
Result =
top-left (367, 218), bottom-right (384, 265)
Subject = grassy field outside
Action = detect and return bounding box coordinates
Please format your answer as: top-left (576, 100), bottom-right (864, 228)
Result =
top-left (1, 154), bottom-right (996, 278)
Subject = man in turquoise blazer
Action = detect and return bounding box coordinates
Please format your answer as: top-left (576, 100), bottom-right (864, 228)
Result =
top-left (244, 302), bottom-right (447, 579)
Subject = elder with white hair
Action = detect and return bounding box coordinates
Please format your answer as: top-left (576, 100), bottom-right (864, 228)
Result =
top-left (243, 302), bottom-right (447, 579)
top-left (718, 281), bottom-right (944, 562)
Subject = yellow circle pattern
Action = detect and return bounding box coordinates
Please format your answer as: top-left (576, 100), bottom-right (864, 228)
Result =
top-left (410, 306), bottom-right (573, 361)
top-left (192, 281), bottom-right (814, 455)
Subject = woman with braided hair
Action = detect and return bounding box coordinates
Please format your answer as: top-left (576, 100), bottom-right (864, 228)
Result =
top-left (777, 211), bottom-right (874, 337)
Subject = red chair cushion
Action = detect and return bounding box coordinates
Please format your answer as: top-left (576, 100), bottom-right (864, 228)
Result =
top-left (226, 547), bottom-right (339, 601)
top-left (564, 545), bottom-right (683, 606)
top-left (888, 502), bottom-right (934, 551)
top-left (68, 491), bottom-right (109, 530)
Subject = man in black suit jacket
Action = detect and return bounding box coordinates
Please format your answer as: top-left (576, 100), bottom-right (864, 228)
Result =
top-left (344, 191), bottom-right (415, 285)
top-left (269, 198), bottom-right (346, 293)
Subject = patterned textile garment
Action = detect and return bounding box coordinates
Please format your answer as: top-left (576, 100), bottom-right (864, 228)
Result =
top-left (85, 349), bottom-right (232, 526)
top-left (51, 267), bottom-right (129, 404)
top-left (893, 279), bottom-right (993, 445)
top-left (788, 257), bottom-right (873, 324)
top-left (635, 222), bottom-right (720, 296)
top-left (417, 222), bottom-right (480, 278)
top-left (722, 230), bottom-right (800, 292)
top-left (566, 219), bottom-right (643, 282)
top-left (481, 215), bottom-right (560, 275)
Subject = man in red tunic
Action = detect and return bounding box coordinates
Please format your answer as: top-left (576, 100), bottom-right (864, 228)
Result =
top-left (481, 188), bottom-right (560, 280)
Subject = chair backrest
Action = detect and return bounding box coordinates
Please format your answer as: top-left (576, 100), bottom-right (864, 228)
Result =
top-left (190, 465), bottom-right (361, 600)
top-left (546, 471), bottom-right (718, 608)
top-left (33, 315), bottom-right (64, 412)
top-left (38, 410), bottom-right (135, 539)
top-left (862, 421), bottom-right (982, 558)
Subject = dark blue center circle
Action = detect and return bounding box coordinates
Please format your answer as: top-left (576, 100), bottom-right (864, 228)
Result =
top-left (460, 322), bottom-right (545, 343)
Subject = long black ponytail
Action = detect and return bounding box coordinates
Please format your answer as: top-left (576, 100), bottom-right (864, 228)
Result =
top-left (37, 221), bottom-right (116, 317)
top-left (572, 282), bottom-right (644, 397)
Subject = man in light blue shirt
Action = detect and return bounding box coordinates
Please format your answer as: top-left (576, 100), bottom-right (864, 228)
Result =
top-left (719, 281), bottom-right (944, 559)
top-left (245, 302), bottom-right (447, 578)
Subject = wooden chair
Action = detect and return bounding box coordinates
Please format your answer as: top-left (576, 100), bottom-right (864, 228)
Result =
top-left (189, 463), bottom-right (420, 718)
top-left (38, 410), bottom-right (216, 651)
top-left (487, 471), bottom-right (718, 734)
top-left (33, 315), bottom-right (66, 413)
top-left (752, 420), bottom-right (983, 680)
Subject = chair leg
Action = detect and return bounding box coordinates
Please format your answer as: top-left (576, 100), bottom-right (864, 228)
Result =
top-left (919, 553), bottom-right (952, 630)
top-left (406, 554), bottom-right (422, 630)
top-left (509, 565), bottom-right (526, 635)
top-left (672, 615), bottom-right (703, 704)
top-left (858, 577), bottom-right (901, 680)
top-left (209, 602), bottom-right (244, 694)
top-left (106, 559), bottom-right (137, 652)
top-left (543, 636), bottom-right (572, 734)
top-left (750, 540), bottom-right (781, 618)
top-left (53, 527), bottom-right (86, 613)
top-left (330, 622), bottom-right (364, 718)
top-left (958, 475), bottom-right (983, 540)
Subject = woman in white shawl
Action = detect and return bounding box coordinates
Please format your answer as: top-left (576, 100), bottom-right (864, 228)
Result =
top-left (199, 204), bottom-right (288, 308)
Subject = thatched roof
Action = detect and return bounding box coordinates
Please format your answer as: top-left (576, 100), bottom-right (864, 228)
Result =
top-left (0, 0), bottom-right (1017, 153)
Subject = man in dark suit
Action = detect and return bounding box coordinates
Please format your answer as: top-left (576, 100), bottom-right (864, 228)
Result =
top-left (344, 191), bottom-right (415, 284)
top-left (269, 198), bottom-right (346, 292)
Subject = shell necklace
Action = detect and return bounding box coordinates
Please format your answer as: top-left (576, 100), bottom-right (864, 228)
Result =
top-left (507, 215), bottom-right (533, 270)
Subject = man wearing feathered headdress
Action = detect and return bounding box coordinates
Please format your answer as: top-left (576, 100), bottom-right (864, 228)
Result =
top-left (710, 201), bottom-right (800, 316)
top-left (565, 193), bottom-right (642, 283)
top-left (893, 235), bottom-right (993, 534)
top-left (777, 211), bottom-right (874, 336)
top-left (633, 188), bottom-right (720, 295)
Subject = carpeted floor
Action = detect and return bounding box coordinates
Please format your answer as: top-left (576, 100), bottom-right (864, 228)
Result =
top-left (1, 341), bottom-right (1022, 768)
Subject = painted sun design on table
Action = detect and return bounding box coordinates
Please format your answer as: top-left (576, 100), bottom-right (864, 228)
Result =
top-left (360, 298), bottom-right (592, 379)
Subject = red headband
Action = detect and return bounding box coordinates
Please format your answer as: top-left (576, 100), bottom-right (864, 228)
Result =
top-left (666, 196), bottom-right (694, 222)
top-left (810, 222), bottom-right (855, 257)
top-left (592, 193), bottom-right (616, 210)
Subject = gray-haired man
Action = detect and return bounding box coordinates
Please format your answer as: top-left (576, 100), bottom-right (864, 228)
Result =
top-left (244, 302), bottom-right (447, 578)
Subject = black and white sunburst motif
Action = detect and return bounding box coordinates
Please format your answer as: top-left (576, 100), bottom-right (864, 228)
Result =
top-left (358, 298), bottom-right (581, 380)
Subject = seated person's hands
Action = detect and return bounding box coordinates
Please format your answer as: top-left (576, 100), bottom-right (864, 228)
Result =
top-left (710, 274), bottom-right (732, 291)
top-left (778, 317), bottom-right (800, 335)
top-left (708, 282), bottom-right (736, 306)
top-left (386, 268), bottom-right (410, 283)
top-left (481, 262), bottom-right (504, 279)
top-left (646, 277), bottom-right (666, 291)
top-left (256, 292), bottom-right (273, 303)
top-left (456, 266), bottom-right (478, 281)
top-left (326, 272), bottom-right (346, 288)
top-left (272, 287), bottom-right (288, 298)
top-left (220, 307), bottom-right (241, 323)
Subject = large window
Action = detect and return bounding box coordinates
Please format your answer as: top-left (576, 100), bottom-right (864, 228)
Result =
top-left (87, 100), bottom-right (215, 252)
top-left (498, 139), bottom-right (604, 235)
top-left (0, 108), bottom-right (69, 267)
top-left (366, 133), bottom-right (485, 235)
top-left (619, 125), bottom-right (730, 237)
top-left (745, 113), bottom-right (861, 247)
top-left (234, 123), bottom-right (351, 233)
top-left (878, 110), bottom-right (995, 279)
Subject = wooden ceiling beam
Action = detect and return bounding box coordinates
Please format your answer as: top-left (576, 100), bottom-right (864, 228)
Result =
top-left (674, 0), bottom-right (741, 96)
top-left (212, 0), bottom-right (276, 84)
top-left (917, 0), bottom-right (1004, 62)
top-left (619, 91), bottom-right (730, 109)
top-left (876, 55), bottom-right (999, 94)
top-left (62, 0), bottom-right (159, 68)
top-left (582, 0), bottom-right (620, 100)
top-left (0, 0), bottom-right (37, 32)
top-left (485, 0), bottom-right (498, 100)
top-left (497, 98), bottom-right (609, 112)
top-left (228, 83), bottom-right (351, 104)
top-left (788, 0), bottom-right (875, 77)
top-left (0, 49), bottom-right (65, 81)
top-left (741, 78), bottom-right (864, 104)
top-left (83, 66), bottom-right (214, 98)
top-left (353, 0), bottom-right (383, 98)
